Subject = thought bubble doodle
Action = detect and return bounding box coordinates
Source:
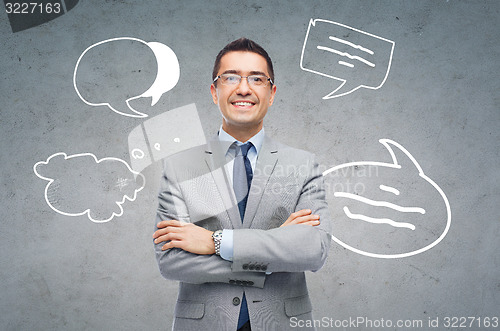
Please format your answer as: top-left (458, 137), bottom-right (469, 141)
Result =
top-left (323, 139), bottom-right (451, 258)
top-left (300, 19), bottom-right (395, 99)
top-left (34, 153), bottom-right (145, 223)
top-left (73, 37), bottom-right (180, 118)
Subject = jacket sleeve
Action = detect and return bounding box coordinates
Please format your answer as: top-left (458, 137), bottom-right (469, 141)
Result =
top-left (154, 160), bottom-right (266, 288)
top-left (231, 157), bottom-right (332, 273)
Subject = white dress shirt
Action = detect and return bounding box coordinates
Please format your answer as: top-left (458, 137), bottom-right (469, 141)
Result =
top-left (217, 126), bottom-right (265, 261)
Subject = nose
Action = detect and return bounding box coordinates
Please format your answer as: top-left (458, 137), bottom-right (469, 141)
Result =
top-left (235, 77), bottom-right (252, 95)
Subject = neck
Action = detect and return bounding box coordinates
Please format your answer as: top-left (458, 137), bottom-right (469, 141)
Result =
top-left (223, 123), bottom-right (262, 142)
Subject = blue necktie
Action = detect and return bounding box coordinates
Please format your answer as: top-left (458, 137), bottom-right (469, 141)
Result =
top-left (233, 142), bottom-right (252, 329)
top-left (233, 142), bottom-right (253, 221)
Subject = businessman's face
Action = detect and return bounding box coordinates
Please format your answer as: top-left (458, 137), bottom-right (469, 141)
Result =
top-left (211, 51), bottom-right (276, 139)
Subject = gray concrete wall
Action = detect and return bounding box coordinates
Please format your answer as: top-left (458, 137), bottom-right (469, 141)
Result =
top-left (1, 0), bottom-right (499, 330)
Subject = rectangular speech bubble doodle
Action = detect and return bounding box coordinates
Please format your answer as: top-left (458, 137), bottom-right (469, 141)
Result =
top-left (300, 19), bottom-right (395, 99)
top-left (128, 103), bottom-right (206, 174)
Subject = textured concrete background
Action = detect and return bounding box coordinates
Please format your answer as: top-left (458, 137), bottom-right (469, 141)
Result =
top-left (1, 0), bottom-right (499, 330)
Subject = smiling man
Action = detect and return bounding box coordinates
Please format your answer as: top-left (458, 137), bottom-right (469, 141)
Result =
top-left (210, 50), bottom-right (275, 143)
top-left (153, 38), bottom-right (332, 331)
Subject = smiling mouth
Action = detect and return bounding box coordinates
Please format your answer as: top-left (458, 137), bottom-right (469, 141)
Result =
top-left (232, 101), bottom-right (255, 107)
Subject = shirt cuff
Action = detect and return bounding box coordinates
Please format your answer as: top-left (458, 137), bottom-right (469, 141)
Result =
top-left (220, 229), bottom-right (234, 261)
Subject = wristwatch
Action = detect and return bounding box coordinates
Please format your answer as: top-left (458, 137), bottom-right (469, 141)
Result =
top-left (212, 230), bottom-right (223, 256)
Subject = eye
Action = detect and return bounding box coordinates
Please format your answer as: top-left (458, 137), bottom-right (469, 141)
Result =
top-left (222, 74), bottom-right (240, 84)
top-left (249, 76), bottom-right (265, 85)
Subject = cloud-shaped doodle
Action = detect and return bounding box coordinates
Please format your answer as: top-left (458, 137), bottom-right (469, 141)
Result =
top-left (34, 153), bottom-right (145, 223)
top-left (73, 37), bottom-right (180, 118)
top-left (323, 139), bottom-right (451, 258)
top-left (300, 19), bottom-right (395, 99)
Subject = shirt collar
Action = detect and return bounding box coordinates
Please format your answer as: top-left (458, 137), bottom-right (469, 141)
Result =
top-left (218, 126), bottom-right (265, 156)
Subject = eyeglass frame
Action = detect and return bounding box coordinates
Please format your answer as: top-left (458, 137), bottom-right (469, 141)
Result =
top-left (213, 73), bottom-right (274, 87)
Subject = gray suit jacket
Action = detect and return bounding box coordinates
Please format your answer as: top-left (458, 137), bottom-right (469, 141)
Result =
top-left (154, 136), bottom-right (332, 331)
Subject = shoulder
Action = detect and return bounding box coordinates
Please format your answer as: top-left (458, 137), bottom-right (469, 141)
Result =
top-left (264, 136), bottom-right (315, 161)
top-left (162, 143), bottom-right (208, 166)
top-left (161, 139), bottom-right (231, 175)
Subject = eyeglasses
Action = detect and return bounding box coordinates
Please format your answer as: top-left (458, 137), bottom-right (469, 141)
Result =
top-left (213, 73), bottom-right (273, 87)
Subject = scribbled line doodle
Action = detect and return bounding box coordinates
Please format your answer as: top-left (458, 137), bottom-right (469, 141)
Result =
top-left (323, 139), bottom-right (451, 258)
top-left (300, 19), bottom-right (395, 99)
top-left (73, 37), bottom-right (180, 118)
top-left (34, 153), bottom-right (145, 223)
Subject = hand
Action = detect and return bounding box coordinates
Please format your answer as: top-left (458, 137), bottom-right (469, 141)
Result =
top-left (153, 220), bottom-right (215, 254)
top-left (280, 209), bottom-right (320, 227)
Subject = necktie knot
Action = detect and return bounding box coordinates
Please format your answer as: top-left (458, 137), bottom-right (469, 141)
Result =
top-left (236, 142), bottom-right (252, 157)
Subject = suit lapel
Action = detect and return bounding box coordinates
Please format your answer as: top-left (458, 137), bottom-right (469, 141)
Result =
top-left (243, 136), bottom-right (278, 228)
top-left (204, 139), bottom-right (242, 229)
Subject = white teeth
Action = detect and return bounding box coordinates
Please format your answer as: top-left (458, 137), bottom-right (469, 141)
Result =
top-left (233, 102), bottom-right (253, 106)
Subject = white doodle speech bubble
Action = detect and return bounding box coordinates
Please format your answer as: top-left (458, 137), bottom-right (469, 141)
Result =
top-left (34, 152), bottom-right (145, 223)
top-left (73, 37), bottom-right (180, 118)
top-left (300, 19), bottom-right (395, 99)
top-left (323, 139), bottom-right (451, 258)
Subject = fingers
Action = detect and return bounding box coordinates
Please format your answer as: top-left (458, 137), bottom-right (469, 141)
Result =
top-left (154, 230), bottom-right (183, 244)
top-left (153, 221), bottom-right (198, 244)
top-left (291, 209), bottom-right (313, 219)
top-left (153, 220), bottom-right (183, 238)
top-left (161, 240), bottom-right (182, 251)
top-left (152, 227), bottom-right (171, 239)
top-left (156, 219), bottom-right (183, 228)
top-left (290, 214), bottom-right (320, 225)
top-left (281, 209), bottom-right (320, 227)
top-left (153, 224), bottom-right (184, 243)
top-left (283, 209), bottom-right (311, 225)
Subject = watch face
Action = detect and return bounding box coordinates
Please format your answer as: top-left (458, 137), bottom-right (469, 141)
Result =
top-left (213, 230), bottom-right (223, 239)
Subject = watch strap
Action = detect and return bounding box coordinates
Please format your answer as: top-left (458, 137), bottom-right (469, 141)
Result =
top-left (212, 230), bottom-right (223, 256)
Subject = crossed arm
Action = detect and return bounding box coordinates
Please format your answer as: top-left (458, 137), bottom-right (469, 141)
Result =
top-left (153, 156), bottom-right (331, 287)
top-left (154, 210), bottom-right (324, 288)
top-left (153, 209), bottom-right (320, 254)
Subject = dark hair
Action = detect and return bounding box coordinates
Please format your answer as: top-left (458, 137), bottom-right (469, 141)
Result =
top-left (212, 37), bottom-right (274, 85)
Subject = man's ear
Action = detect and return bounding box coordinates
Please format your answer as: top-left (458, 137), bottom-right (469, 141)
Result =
top-left (269, 84), bottom-right (277, 106)
top-left (210, 84), bottom-right (218, 104)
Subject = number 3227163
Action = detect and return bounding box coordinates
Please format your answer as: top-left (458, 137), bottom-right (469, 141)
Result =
top-left (5, 2), bottom-right (61, 14)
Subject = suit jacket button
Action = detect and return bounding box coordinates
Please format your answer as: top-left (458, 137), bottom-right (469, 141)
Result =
top-left (248, 281), bottom-right (254, 286)
top-left (232, 297), bottom-right (240, 306)
top-left (242, 264), bottom-right (249, 270)
top-left (242, 281), bottom-right (248, 286)
top-left (255, 265), bottom-right (261, 271)
top-left (229, 280), bottom-right (235, 284)
top-left (248, 264), bottom-right (255, 270)
top-left (236, 280), bottom-right (242, 285)
top-left (262, 265), bottom-right (268, 271)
